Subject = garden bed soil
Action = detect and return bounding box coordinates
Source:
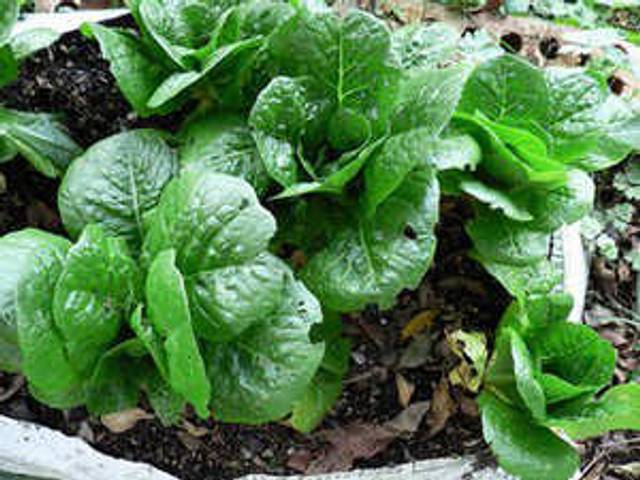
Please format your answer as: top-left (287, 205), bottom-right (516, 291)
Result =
top-left (0, 17), bottom-right (638, 480)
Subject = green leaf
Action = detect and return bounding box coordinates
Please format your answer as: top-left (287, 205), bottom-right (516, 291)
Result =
top-left (52, 225), bottom-right (140, 379)
top-left (511, 330), bottom-right (546, 420)
top-left (0, 0), bottom-right (18, 44)
top-left (391, 22), bottom-right (459, 70)
top-left (546, 383), bottom-right (640, 439)
top-left (302, 167), bottom-right (439, 312)
top-left (187, 252), bottom-right (287, 342)
top-left (146, 37), bottom-right (262, 109)
top-left (428, 134), bottom-right (481, 172)
top-left (0, 44), bottom-right (18, 89)
top-left (142, 170), bottom-right (276, 276)
top-left (458, 54), bottom-right (549, 122)
top-left (145, 369), bottom-right (185, 426)
top-left (466, 207), bottom-right (550, 266)
top-left (0, 108), bottom-right (82, 178)
top-left (84, 23), bottom-right (172, 117)
top-left (538, 374), bottom-right (598, 405)
top-left (459, 178), bottom-right (533, 222)
top-left (59, 129), bottom-right (177, 250)
top-left (16, 234), bottom-right (81, 408)
top-left (205, 271), bottom-right (324, 424)
top-left (178, 114), bottom-right (270, 195)
top-left (363, 128), bottom-right (436, 217)
top-left (86, 338), bottom-right (148, 415)
top-left (530, 322), bottom-right (616, 391)
top-left (0, 230), bottom-right (69, 373)
top-left (146, 249), bottom-right (211, 418)
top-left (479, 392), bottom-right (580, 480)
top-left (392, 64), bottom-right (469, 135)
top-left (9, 28), bottom-right (60, 61)
top-left (270, 9), bottom-right (399, 140)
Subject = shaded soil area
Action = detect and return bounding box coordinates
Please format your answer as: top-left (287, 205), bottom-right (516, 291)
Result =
top-left (0, 15), bottom-right (638, 480)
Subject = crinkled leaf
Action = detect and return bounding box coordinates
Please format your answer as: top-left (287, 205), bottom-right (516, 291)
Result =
top-left (16, 235), bottom-right (80, 408)
top-left (142, 170), bottom-right (276, 275)
top-left (59, 129), bottom-right (177, 250)
top-left (429, 134), bottom-right (481, 172)
top-left (53, 225), bottom-right (140, 379)
top-left (530, 322), bottom-right (616, 390)
top-left (391, 23), bottom-right (458, 70)
top-left (146, 249), bottom-right (210, 418)
top-left (0, 108), bottom-right (81, 178)
top-left (0, 230), bottom-right (69, 373)
top-left (479, 392), bottom-right (580, 480)
top-left (178, 114), bottom-right (270, 195)
top-left (186, 252), bottom-right (287, 342)
top-left (392, 64), bottom-right (469, 135)
top-left (458, 54), bottom-right (549, 122)
top-left (466, 207), bottom-right (550, 266)
top-left (205, 271), bottom-right (324, 424)
top-left (546, 384), bottom-right (640, 440)
top-left (302, 167), bottom-right (439, 312)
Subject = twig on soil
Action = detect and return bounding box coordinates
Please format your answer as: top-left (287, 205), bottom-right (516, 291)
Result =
top-left (0, 375), bottom-right (24, 402)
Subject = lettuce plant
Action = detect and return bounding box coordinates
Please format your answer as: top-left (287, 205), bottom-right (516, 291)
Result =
top-left (442, 54), bottom-right (640, 298)
top-left (479, 294), bottom-right (640, 480)
top-left (83, 0), bottom-right (297, 116)
top-left (0, 0), bottom-right (81, 177)
top-left (0, 129), bottom-right (326, 424)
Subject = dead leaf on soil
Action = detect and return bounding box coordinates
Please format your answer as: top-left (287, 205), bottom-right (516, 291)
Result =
top-left (401, 309), bottom-right (439, 341)
top-left (447, 330), bottom-right (488, 393)
top-left (101, 408), bottom-right (153, 434)
top-left (182, 420), bottom-right (209, 438)
top-left (395, 373), bottom-right (415, 407)
top-left (427, 378), bottom-right (458, 438)
top-left (287, 449), bottom-right (314, 473)
top-left (398, 333), bottom-right (433, 369)
top-left (306, 401), bottom-right (431, 474)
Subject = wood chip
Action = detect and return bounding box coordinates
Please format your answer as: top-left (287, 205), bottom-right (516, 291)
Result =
top-left (101, 408), bottom-right (153, 434)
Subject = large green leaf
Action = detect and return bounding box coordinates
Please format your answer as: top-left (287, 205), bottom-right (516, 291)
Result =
top-left (302, 167), bottom-right (439, 312)
top-left (391, 64), bottom-right (469, 135)
top-left (427, 133), bottom-right (481, 172)
top-left (466, 207), bottom-right (550, 266)
top-left (15, 235), bottom-right (82, 408)
top-left (142, 170), bottom-right (276, 275)
top-left (269, 9), bottom-right (399, 142)
top-left (458, 54), bottom-right (549, 122)
top-left (0, 230), bottom-right (69, 373)
top-left (84, 24), bottom-right (172, 117)
top-left (0, 0), bottom-right (18, 45)
top-left (530, 322), bottom-right (616, 390)
top-left (59, 129), bottom-right (177, 250)
top-left (205, 270), bottom-right (324, 424)
top-left (178, 114), bottom-right (270, 195)
top-left (186, 252), bottom-right (286, 342)
top-left (0, 44), bottom-right (18, 89)
top-left (479, 392), bottom-right (580, 480)
top-left (546, 384), bottom-right (640, 440)
top-left (510, 331), bottom-right (546, 420)
top-left (52, 225), bottom-right (140, 379)
top-left (146, 249), bottom-right (211, 418)
top-left (0, 108), bottom-right (81, 178)
top-left (390, 22), bottom-right (459, 70)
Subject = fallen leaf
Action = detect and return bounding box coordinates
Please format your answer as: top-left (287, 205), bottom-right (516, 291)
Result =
top-left (177, 430), bottom-right (203, 451)
top-left (427, 378), bottom-right (457, 438)
top-left (287, 449), bottom-right (313, 473)
top-left (401, 309), bottom-right (439, 341)
top-left (398, 333), bottom-right (432, 369)
top-left (447, 330), bottom-right (488, 393)
top-left (385, 401), bottom-right (431, 434)
top-left (182, 420), bottom-right (209, 438)
top-left (101, 408), bottom-right (153, 434)
top-left (395, 373), bottom-right (415, 408)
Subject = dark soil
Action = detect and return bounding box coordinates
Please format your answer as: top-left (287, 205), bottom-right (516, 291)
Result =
top-left (0, 14), bottom-right (637, 480)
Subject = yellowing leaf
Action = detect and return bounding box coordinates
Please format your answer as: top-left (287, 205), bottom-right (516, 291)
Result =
top-left (448, 330), bottom-right (488, 393)
top-left (401, 309), bottom-right (439, 341)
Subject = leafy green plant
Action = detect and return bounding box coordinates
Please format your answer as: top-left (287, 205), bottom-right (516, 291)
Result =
top-left (82, 0), bottom-right (297, 117)
top-left (0, 0), bottom-right (81, 177)
top-left (0, 129), bottom-right (326, 424)
top-left (479, 293), bottom-right (640, 480)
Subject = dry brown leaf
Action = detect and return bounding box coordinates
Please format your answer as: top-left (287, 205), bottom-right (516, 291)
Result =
top-left (287, 450), bottom-right (313, 473)
top-left (427, 378), bottom-right (457, 438)
top-left (395, 373), bottom-right (415, 408)
top-left (182, 420), bottom-right (209, 438)
top-left (101, 408), bottom-right (153, 434)
top-left (401, 309), bottom-right (439, 341)
top-left (398, 333), bottom-right (432, 369)
top-left (385, 401), bottom-right (430, 434)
